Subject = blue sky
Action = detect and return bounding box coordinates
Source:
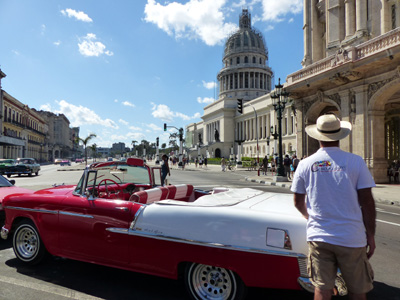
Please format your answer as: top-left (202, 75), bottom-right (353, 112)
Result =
top-left (0, 0), bottom-right (304, 148)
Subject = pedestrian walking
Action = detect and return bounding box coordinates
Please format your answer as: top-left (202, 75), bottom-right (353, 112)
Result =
top-left (283, 154), bottom-right (291, 179)
top-left (161, 154), bottom-right (170, 186)
top-left (204, 157), bottom-right (208, 168)
top-left (221, 157), bottom-right (226, 171)
top-left (291, 114), bottom-right (376, 300)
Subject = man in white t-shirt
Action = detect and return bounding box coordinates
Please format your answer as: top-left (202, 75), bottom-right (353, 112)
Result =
top-left (291, 114), bottom-right (376, 300)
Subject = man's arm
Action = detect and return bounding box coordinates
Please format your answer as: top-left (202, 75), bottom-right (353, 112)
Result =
top-left (357, 188), bottom-right (376, 259)
top-left (294, 193), bottom-right (309, 220)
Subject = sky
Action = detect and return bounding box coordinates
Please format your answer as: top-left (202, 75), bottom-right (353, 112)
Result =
top-left (0, 0), bottom-right (304, 148)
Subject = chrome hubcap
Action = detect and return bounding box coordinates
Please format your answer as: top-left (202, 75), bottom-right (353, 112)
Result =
top-left (15, 227), bottom-right (38, 259)
top-left (191, 264), bottom-right (235, 300)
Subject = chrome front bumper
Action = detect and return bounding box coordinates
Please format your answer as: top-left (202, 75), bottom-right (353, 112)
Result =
top-left (1, 226), bottom-right (9, 240)
top-left (298, 277), bottom-right (314, 293)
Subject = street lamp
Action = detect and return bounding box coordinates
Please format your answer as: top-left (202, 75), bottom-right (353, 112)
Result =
top-left (270, 78), bottom-right (289, 180)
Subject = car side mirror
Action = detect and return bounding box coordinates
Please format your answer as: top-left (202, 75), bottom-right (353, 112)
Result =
top-left (10, 180), bottom-right (15, 185)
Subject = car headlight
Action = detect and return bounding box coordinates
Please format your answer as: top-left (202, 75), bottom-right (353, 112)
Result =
top-left (266, 228), bottom-right (292, 250)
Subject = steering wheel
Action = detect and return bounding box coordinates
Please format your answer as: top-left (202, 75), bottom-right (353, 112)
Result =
top-left (97, 179), bottom-right (122, 198)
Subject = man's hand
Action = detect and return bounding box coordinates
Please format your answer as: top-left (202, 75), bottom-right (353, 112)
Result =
top-left (294, 193), bottom-right (309, 220)
top-left (366, 234), bottom-right (376, 259)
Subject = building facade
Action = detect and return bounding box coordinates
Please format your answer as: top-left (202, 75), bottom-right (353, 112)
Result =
top-left (186, 9), bottom-right (296, 161)
top-left (286, 0), bottom-right (400, 183)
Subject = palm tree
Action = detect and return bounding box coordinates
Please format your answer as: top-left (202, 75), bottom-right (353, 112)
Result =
top-left (89, 143), bottom-right (98, 162)
top-left (76, 133), bottom-right (97, 165)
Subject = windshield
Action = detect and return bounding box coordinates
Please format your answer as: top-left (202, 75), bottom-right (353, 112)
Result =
top-left (90, 164), bottom-right (151, 186)
top-left (0, 175), bottom-right (13, 187)
top-left (74, 161), bottom-right (151, 196)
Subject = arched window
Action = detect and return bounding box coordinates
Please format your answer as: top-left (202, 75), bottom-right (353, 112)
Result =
top-left (4, 106), bottom-right (7, 120)
top-left (252, 56), bottom-right (256, 63)
top-left (245, 56), bottom-right (248, 63)
top-left (236, 57), bottom-right (240, 64)
top-left (259, 58), bottom-right (263, 64)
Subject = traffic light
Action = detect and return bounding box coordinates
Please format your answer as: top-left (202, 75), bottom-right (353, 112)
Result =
top-left (179, 128), bottom-right (183, 141)
top-left (164, 123), bottom-right (167, 131)
top-left (237, 98), bottom-right (243, 114)
top-left (156, 137), bottom-right (159, 147)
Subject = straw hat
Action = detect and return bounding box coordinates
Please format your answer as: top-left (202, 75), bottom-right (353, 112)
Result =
top-left (305, 114), bottom-right (352, 142)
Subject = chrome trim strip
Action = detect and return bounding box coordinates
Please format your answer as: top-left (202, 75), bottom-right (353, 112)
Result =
top-left (106, 227), bottom-right (307, 259)
top-left (59, 211), bottom-right (94, 219)
top-left (5, 206), bottom-right (58, 215)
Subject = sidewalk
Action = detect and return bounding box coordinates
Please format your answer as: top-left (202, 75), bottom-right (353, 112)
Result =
top-left (170, 162), bottom-right (400, 207)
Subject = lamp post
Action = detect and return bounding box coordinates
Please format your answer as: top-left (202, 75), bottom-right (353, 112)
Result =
top-left (271, 78), bottom-right (289, 180)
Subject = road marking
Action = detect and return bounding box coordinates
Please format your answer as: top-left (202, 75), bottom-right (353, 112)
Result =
top-left (377, 219), bottom-right (400, 227)
top-left (0, 275), bottom-right (102, 300)
top-left (376, 208), bottom-right (400, 217)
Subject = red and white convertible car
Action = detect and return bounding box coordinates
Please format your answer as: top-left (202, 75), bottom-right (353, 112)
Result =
top-left (1, 158), bottom-right (314, 299)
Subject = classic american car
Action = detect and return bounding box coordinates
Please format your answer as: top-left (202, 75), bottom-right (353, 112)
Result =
top-left (0, 159), bottom-right (16, 175)
top-left (1, 158), bottom-right (317, 299)
top-left (4, 158), bottom-right (40, 177)
top-left (0, 175), bottom-right (34, 226)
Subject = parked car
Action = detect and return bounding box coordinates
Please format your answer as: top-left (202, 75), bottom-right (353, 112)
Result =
top-left (1, 158), bottom-right (321, 299)
top-left (60, 159), bottom-right (71, 166)
top-left (54, 158), bottom-right (63, 164)
top-left (0, 175), bottom-right (34, 226)
top-left (75, 158), bottom-right (84, 163)
top-left (4, 158), bottom-right (40, 178)
top-left (0, 159), bottom-right (16, 175)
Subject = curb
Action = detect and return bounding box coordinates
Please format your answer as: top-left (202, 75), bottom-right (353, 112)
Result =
top-left (245, 177), bottom-right (292, 189)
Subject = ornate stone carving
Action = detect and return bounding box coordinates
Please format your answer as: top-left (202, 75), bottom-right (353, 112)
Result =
top-left (327, 93), bottom-right (341, 109)
top-left (368, 72), bottom-right (400, 99)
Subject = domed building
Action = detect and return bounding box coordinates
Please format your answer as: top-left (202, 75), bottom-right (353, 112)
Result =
top-left (186, 9), bottom-right (296, 162)
top-left (218, 9), bottom-right (273, 100)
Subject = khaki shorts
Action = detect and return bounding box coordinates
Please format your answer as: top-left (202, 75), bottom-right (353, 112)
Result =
top-left (308, 241), bottom-right (374, 294)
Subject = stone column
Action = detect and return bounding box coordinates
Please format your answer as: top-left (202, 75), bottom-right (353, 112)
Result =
top-left (369, 110), bottom-right (387, 183)
top-left (311, 0), bottom-right (324, 62)
top-left (327, 0), bottom-right (344, 50)
top-left (339, 90), bottom-right (351, 152)
top-left (355, 0), bottom-right (368, 34)
top-left (303, 0), bottom-right (311, 65)
top-left (381, 0), bottom-right (390, 34)
top-left (344, 0), bottom-right (356, 39)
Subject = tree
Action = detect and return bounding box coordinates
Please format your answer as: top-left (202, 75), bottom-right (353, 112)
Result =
top-left (131, 140), bottom-right (137, 150)
top-left (89, 143), bottom-right (98, 162)
top-left (76, 133), bottom-right (97, 165)
top-left (161, 143), bottom-right (166, 149)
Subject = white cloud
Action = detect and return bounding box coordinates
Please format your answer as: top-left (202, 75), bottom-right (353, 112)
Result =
top-left (53, 40), bottom-right (61, 46)
top-left (40, 100), bottom-right (119, 129)
top-left (61, 8), bottom-right (93, 23)
top-left (114, 99), bottom-right (118, 103)
top-left (197, 97), bottom-right (214, 104)
top-left (151, 103), bottom-right (200, 122)
top-left (122, 101), bottom-right (135, 107)
top-left (147, 123), bottom-right (161, 131)
top-left (41, 24), bottom-right (46, 35)
top-left (78, 33), bottom-right (114, 57)
top-left (260, 0), bottom-right (302, 22)
top-left (144, 0), bottom-right (237, 46)
top-left (202, 80), bottom-right (217, 89)
top-left (151, 104), bottom-right (175, 122)
top-left (119, 119), bottom-right (129, 125)
top-left (129, 125), bottom-right (142, 131)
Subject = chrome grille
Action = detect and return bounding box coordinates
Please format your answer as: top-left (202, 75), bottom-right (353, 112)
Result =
top-left (297, 256), bottom-right (309, 278)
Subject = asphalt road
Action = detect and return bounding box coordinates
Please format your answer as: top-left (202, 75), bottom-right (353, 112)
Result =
top-left (0, 164), bottom-right (398, 300)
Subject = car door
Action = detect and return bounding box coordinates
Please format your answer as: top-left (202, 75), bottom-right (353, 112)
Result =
top-left (58, 193), bottom-right (135, 267)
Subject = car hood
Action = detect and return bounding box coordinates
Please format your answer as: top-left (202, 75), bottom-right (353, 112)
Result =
top-left (33, 185), bottom-right (76, 196)
top-left (0, 186), bottom-right (34, 205)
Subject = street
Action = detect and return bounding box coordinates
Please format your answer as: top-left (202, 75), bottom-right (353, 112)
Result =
top-left (0, 164), bottom-right (399, 300)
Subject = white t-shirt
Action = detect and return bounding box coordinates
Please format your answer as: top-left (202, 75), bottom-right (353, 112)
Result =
top-left (291, 147), bottom-right (376, 247)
